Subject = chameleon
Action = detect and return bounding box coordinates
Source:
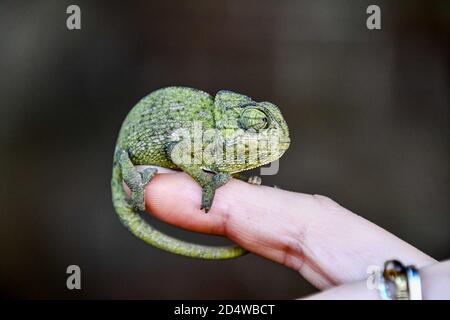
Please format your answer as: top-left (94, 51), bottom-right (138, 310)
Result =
top-left (111, 87), bottom-right (290, 259)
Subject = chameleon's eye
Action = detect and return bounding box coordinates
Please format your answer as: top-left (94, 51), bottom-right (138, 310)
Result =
top-left (239, 108), bottom-right (270, 131)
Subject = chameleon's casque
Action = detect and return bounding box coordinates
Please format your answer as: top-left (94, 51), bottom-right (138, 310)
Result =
top-left (111, 87), bottom-right (290, 259)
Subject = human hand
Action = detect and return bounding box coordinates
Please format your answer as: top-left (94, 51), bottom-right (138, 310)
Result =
top-left (138, 168), bottom-right (449, 299)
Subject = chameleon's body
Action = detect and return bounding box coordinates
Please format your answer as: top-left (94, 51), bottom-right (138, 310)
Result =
top-left (111, 87), bottom-right (290, 259)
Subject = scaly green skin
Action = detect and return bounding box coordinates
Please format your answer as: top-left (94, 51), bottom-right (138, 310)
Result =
top-left (111, 87), bottom-right (290, 259)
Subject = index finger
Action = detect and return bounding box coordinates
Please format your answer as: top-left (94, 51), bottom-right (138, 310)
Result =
top-left (143, 170), bottom-right (436, 289)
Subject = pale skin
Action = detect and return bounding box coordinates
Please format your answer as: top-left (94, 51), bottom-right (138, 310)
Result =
top-left (134, 167), bottom-right (450, 299)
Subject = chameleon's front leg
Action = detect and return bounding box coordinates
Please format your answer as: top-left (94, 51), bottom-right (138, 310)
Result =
top-left (116, 149), bottom-right (157, 211)
top-left (183, 166), bottom-right (231, 212)
top-left (202, 172), bottom-right (232, 211)
top-left (168, 143), bottom-right (231, 212)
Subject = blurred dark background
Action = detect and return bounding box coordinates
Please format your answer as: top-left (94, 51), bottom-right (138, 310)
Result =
top-left (0, 0), bottom-right (448, 299)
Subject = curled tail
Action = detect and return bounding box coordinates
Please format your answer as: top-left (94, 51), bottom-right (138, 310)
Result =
top-left (111, 154), bottom-right (247, 259)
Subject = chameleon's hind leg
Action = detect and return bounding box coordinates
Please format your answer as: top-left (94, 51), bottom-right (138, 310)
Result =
top-left (117, 149), bottom-right (157, 211)
top-left (232, 173), bottom-right (262, 186)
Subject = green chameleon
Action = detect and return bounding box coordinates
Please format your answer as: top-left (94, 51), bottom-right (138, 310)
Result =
top-left (111, 87), bottom-right (290, 259)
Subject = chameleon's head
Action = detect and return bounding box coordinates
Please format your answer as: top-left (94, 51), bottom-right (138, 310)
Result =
top-left (214, 90), bottom-right (290, 172)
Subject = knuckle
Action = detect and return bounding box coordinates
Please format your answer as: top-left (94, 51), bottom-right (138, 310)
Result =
top-left (311, 194), bottom-right (343, 212)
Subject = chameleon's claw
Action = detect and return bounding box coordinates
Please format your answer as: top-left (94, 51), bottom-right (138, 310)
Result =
top-left (200, 194), bottom-right (212, 213)
top-left (200, 204), bottom-right (211, 213)
top-left (247, 175), bottom-right (262, 185)
top-left (202, 206), bottom-right (211, 213)
top-left (201, 190), bottom-right (213, 213)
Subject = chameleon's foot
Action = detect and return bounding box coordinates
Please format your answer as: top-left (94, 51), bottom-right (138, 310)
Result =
top-left (201, 187), bottom-right (214, 213)
top-left (232, 173), bottom-right (262, 185)
top-left (168, 142), bottom-right (233, 213)
top-left (129, 167), bottom-right (157, 211)
top-left (200, 173), bottom-right (231, 213)
top-left (117, 148), bottom-right (158, 212)
top-left (130, 191), bottom-right (145, 211)
top-left (247, 175), bottom-right (262, 185)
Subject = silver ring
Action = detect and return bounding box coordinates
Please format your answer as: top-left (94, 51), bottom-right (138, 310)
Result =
top-left (406, 265), bottom-right (422, 300)
top-left (378, 260), bottom-right (422, 300)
